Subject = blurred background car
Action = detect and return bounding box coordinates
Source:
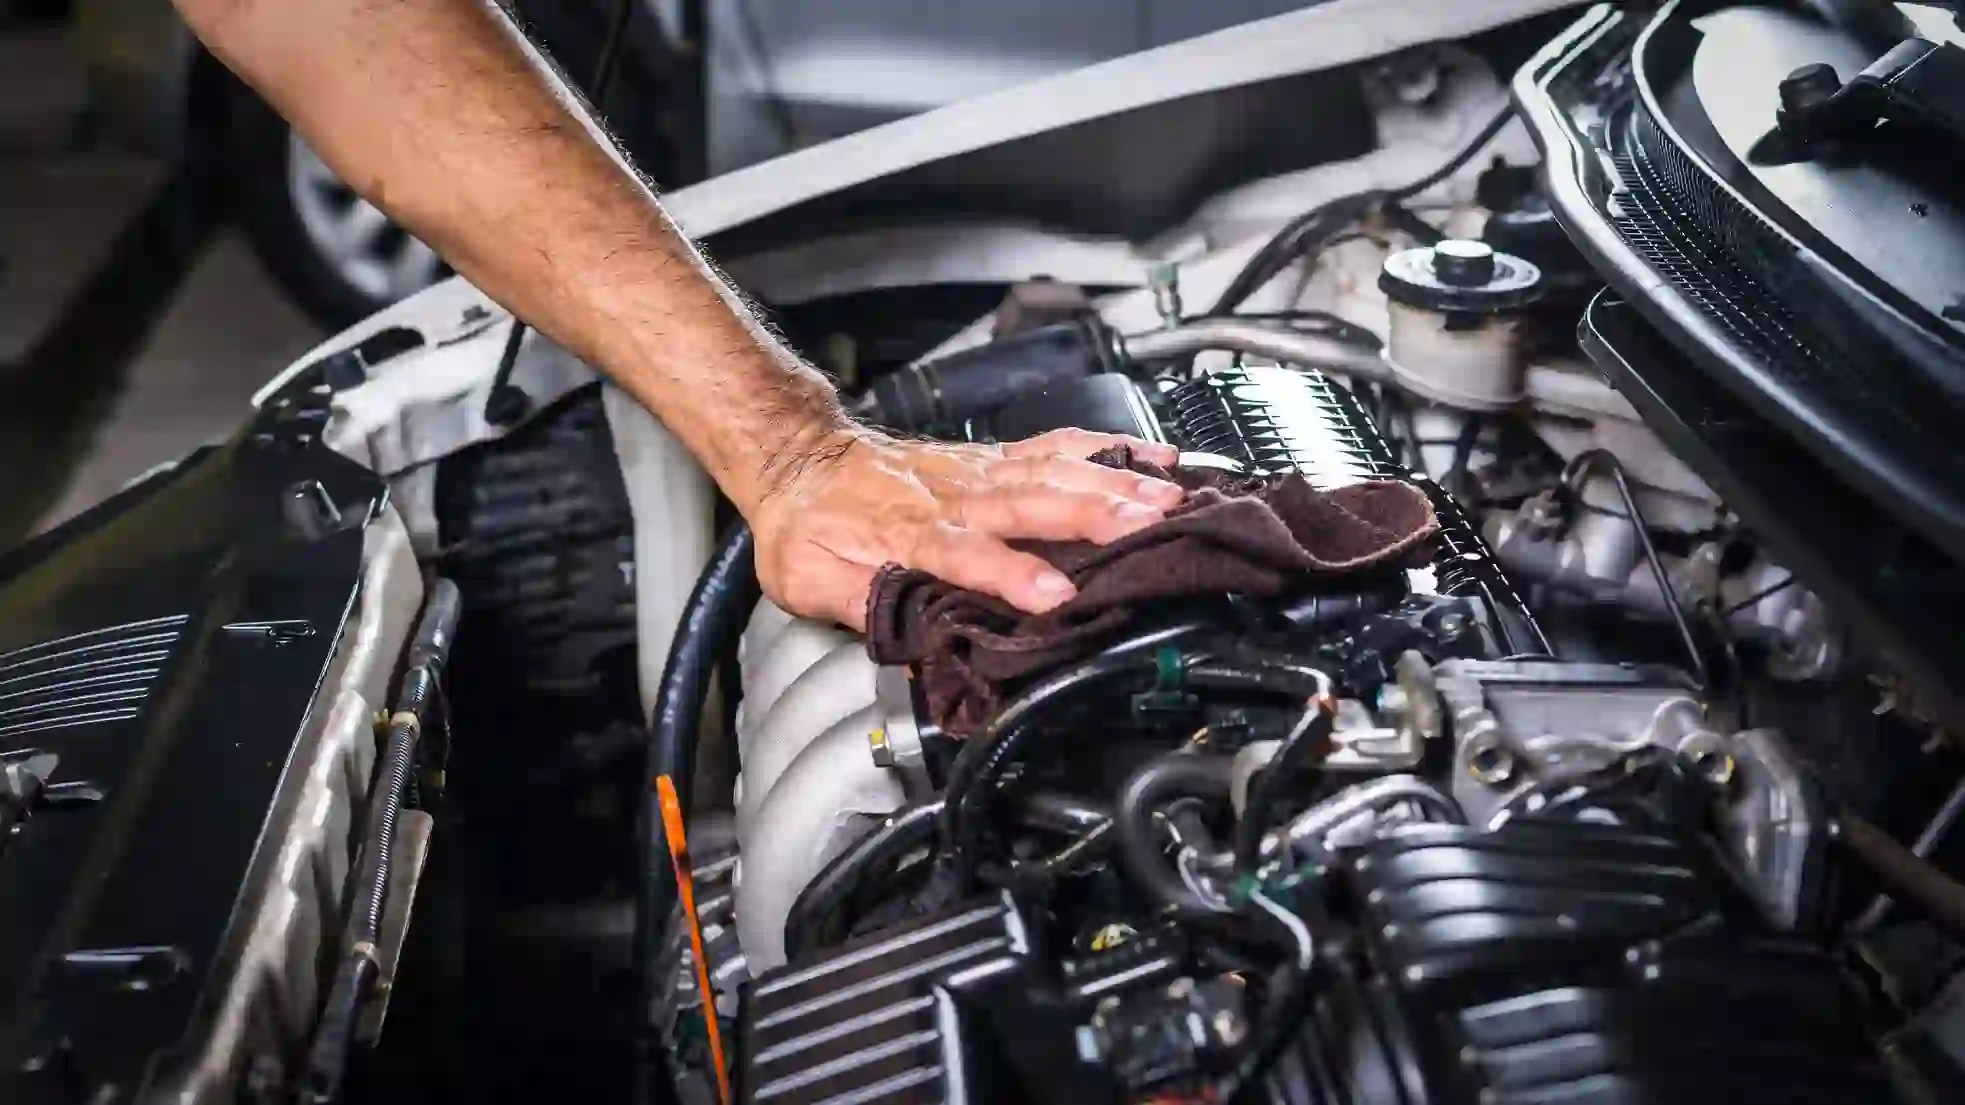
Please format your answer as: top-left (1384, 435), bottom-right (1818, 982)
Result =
top-left (70, 0), bottom-right (1315, 328)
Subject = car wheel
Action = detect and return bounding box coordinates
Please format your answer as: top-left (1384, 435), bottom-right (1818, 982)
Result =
top-left (228, 86), bottom-right (448, 329)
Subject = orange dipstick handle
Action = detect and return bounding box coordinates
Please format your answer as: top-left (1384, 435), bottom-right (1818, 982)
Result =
top-left (658, 775), bottom-right (732, 1105)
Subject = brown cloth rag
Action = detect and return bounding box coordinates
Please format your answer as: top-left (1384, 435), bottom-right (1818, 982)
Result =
top-left (865, 447), bottom-right (1440, 737)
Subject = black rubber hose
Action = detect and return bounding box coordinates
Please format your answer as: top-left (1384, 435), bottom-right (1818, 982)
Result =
top-left (853, 319), bottom-right (1117, 431)
top-left (1182, 653), bottom-right (1331, 701)
top-left (1387, 102), bottom-right (1517, 202)
top-left (1213, 888), bottom-right (1318, 1105)
top-left (1233, 703), bottom-right (1338, 867)
top-left (635, 521), bottom-right (756, 1001)
top-left (1114, 753), bottom-right (1237, 919)
top-left (1208, 102), bottom-right (1516, 316)
top-left (783, 798), bottom-right (944, 960)
top-left (1210, 195), bottom-right (1379, 316)
top-left (647, 523), bottom-right (756, 817)
top-left (1003, 821), bottom-right (1118, 895)
top-left (1019, 792), bottom-right (1113, 835)
top-left (937, 627), bottom-right (1203, 878)
top-left (1838, 812), bottom-right (1965, 944)
top-left (943, 644), bottom-right (1341, 888)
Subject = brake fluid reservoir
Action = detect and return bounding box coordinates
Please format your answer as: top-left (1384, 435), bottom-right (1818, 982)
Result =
top-left (1380, 239), bottom-right (1543, 410)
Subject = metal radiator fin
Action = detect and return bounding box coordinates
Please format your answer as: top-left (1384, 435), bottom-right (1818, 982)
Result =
top-left (0, 614), bottom-right (188, 738)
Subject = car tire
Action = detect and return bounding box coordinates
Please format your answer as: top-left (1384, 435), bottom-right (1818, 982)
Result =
top-left (226, 85), bottom-right (448, 330)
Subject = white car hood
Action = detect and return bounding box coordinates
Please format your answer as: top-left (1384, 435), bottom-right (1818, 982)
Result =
top-left (660, 0), bottom-right (1579, 239)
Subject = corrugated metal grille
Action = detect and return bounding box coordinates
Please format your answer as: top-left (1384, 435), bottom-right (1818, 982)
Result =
top-left (740, 900), bottom-right (1021, 1105)
top-left (0, 614), bottom-right (188, 739)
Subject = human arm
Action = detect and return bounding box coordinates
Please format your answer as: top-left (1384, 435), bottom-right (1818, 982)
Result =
top-left (172, 0), bottom-right (1182, 628)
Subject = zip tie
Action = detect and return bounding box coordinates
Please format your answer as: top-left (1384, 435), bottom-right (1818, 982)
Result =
top-left (658, 775), bottom-right (732, 1105)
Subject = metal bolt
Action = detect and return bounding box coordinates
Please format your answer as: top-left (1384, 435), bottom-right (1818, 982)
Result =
top-left (1678, 732), bottom-right (1737, 788)
top-left (1466, 739), bottom-right (1517, 787)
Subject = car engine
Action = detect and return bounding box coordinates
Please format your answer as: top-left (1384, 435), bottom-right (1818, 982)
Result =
top-left (8, 4), bottom-right (1965, 1105)
top-left (662, 342), bottom-right (1879, 1105)
top-left (644, 6), bottom-right (1965, 1104)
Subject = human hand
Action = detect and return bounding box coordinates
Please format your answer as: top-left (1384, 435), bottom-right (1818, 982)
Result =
top-left (747, 427), bottom-right (1183, 631)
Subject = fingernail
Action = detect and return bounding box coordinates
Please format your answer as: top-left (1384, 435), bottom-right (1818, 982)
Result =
top-left (1116, 500), bottom-right (1161, 520)
top-left (1034, 571), bottom-right (1076, 598)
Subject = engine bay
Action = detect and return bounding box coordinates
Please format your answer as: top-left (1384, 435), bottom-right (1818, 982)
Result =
top-left (675, 324), bottom-right (1885, 1105)
top-left (8, 3), bottom-right (1965, 1104)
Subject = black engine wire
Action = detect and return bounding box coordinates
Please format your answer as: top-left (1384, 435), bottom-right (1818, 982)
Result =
top-left (1207, 101), bottom-right (1517, 316)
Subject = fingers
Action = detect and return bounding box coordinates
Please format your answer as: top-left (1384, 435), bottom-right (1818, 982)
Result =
top-left (1002, 428), bottom-right (1180, 469)
top-left (904, 523), bottom-right (1079, 614)
top-left (987, 453), bottom-right (1184, 510)
top-left (954, 484), bottom-right (1161, 545)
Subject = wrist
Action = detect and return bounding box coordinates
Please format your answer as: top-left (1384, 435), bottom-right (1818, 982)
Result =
top-left (735, 402), bottom-right (870, 518)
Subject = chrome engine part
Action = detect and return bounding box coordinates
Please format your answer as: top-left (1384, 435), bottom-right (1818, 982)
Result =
top-left (731, 602), bottom-right (903, 970)
top-left (1421, 657), bottom-right (1830, 930)
top-left (1426, 658), bottom-right (1714, 830)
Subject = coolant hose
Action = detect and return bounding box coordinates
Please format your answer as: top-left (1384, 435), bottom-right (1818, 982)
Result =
top-left (648, 523), bottom-right (757, 817)
top-left (1115, 752), bottom-right (1237, 919)
top-left (635, 523), bottom-right (757, 1082)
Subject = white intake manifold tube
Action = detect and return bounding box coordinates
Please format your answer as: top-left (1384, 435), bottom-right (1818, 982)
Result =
top-left (731, 602), bottom-right (907, 971)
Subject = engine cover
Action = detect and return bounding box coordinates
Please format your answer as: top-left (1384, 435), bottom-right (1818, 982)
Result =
top-left (0, 384), bottom-right (421, 1104)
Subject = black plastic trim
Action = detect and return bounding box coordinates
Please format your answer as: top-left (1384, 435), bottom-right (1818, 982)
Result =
top-left (1511, 2), bottom-right (1965, 566)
